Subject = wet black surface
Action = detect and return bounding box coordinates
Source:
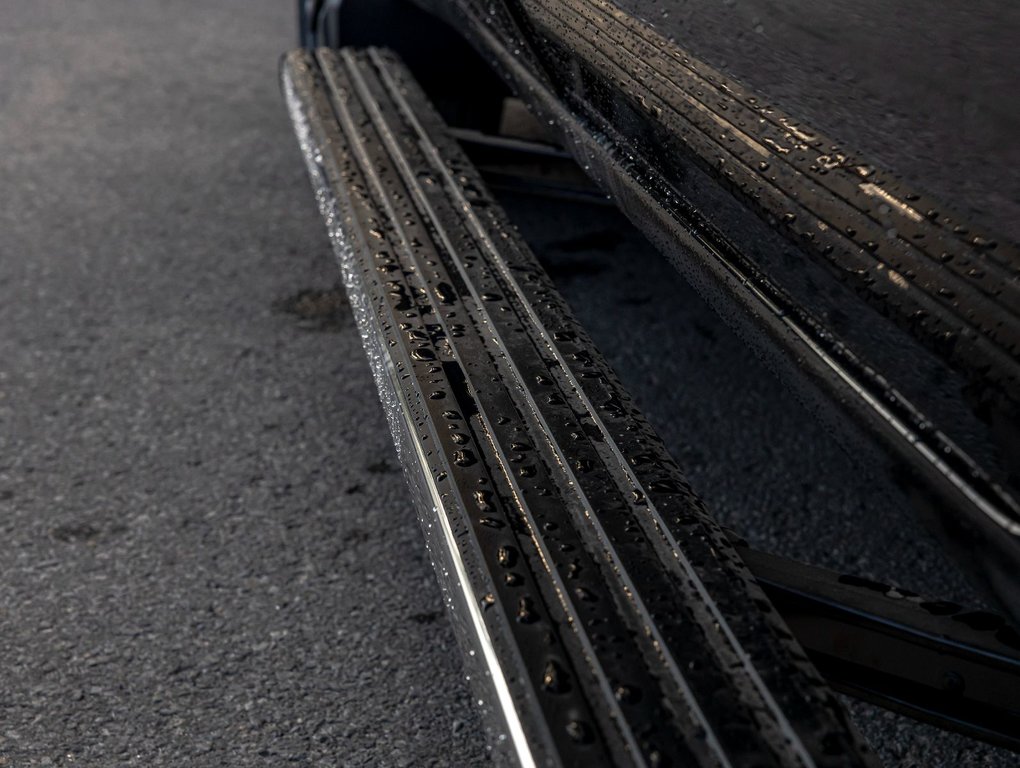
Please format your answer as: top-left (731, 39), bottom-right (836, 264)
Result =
top-left (1, 1), bottom-right (1016, 766)
top-left (272, 285), bottom-right (350, 332)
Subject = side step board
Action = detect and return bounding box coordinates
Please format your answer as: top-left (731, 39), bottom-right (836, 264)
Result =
top-left (282, 47), bottom-right (878, 767)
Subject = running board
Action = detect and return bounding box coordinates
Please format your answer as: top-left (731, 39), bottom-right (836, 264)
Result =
top-left (282, 47), bottom-right (878, 767)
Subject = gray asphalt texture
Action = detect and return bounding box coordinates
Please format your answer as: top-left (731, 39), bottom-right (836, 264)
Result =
top-left (0, 1), bottom-right (1015, 767)
top-left (0, 2), bottom-right (484, 766)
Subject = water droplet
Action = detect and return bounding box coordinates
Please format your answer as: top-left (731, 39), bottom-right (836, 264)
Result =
top-left (453, 449), bottom-right (477, 467)
top-left (648, 479), bottom-right (681, 493)
top-left (565, 720), bottom-right (592, 743)
top-left (497, 545), bottom-right (517, 567)
top-left (516, 597), bottom-right (538, 623)
top-left (541, 660), bottom-right (569, 693)
top-left (436, 282), bottom-right (456, 305)
top-left (574, 586), bottom-right (598, 602)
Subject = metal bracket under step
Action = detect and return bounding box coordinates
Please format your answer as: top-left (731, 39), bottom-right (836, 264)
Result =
top-left (733, 542), bottom-right (1020, 752)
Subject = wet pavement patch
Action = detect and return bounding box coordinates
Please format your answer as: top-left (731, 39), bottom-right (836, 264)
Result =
top-left (273, 285), bottom-right (349, 331)
top-left (342, 527), bottom-right (372, 545)
top-left (50, 522), bottom-right (102, 543)
top-left (409, 611), bottom-right (443, 624)
top-left (366, 458), bottom-right (398, 474)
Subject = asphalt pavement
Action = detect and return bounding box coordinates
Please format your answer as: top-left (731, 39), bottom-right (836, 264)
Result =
top-left (0, 3), bottom-right (485, 765)
top-left (0, 1), bottom-right (1015, 767)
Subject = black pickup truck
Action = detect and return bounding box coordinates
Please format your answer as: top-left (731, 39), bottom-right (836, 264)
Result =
top-left (285, 2), bottom-right (1020, 764)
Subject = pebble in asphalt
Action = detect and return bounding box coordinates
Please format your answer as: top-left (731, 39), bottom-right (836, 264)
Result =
top-left (0, 2), bottom-right (485, 765)
top-left (0, 1), bottom-right (1015, 767)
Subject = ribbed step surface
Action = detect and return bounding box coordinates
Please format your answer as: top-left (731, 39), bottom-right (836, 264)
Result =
top-left (282, 47), bottom-right (878, 767)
